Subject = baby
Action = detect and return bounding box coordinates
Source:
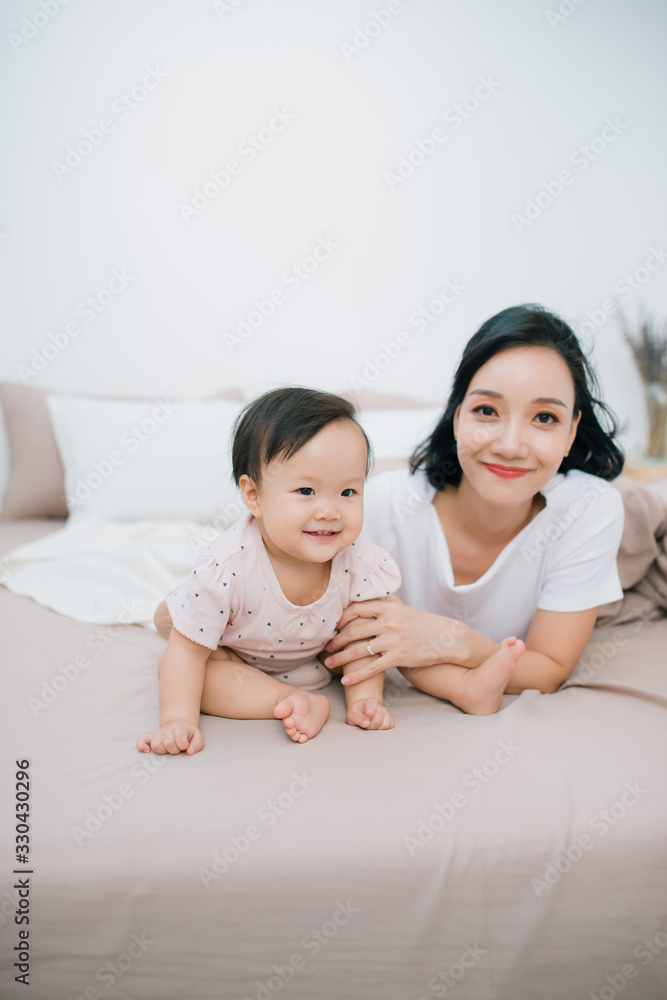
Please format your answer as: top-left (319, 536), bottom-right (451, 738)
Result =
top-left (137, 387), bottom-right (401, 754)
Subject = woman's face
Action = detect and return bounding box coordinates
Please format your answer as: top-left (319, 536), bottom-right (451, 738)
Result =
top-left (453, 345), bottom-right (581, 508)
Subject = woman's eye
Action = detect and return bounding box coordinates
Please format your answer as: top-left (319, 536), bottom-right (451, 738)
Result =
top-left (341, 488), bottom-right (356, 497)
top-left (535, 411), bottom-right (558, 425)
top-left (473, 404), bottom-right (496, 417)
top-left (297, 487), bottom-right (314, 496)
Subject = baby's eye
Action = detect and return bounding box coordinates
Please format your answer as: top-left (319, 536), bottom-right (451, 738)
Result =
top-left (535, 411), bottom-right (558, 425)
top-left (472, 404), bottom-right (497, 417)
top-left (340, 488), bottom-right (357, 497)
top-left (296, 487), bottom-right (314, 496)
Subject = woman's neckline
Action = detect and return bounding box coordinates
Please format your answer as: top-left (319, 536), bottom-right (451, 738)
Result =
top-left (427, 476), bottom-right (553, 589)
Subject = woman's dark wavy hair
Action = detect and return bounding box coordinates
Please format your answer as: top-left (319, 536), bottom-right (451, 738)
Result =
top-left (231, 386), bottom-right (371, 487)
top-left (410, 304), bottom-right (624, 489)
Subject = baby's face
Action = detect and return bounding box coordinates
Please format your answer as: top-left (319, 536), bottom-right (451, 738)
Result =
top-left (252, 419), bottom-right (368, 567)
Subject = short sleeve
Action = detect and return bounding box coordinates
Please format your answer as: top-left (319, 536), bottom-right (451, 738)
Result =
top-left (166, 548), bottom-right (235, 650)
top-left (344, 537), bottom-right (402, 603)
top-left (537, 482), bottom-right (625, 612)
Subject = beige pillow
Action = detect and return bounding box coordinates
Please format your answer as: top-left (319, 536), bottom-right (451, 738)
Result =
top-left (349, 390), bottom-right (443, 477)
top-left (348, 389), bottom-right (441, 411)
top-left (0, 383), bottom-right (243, 520)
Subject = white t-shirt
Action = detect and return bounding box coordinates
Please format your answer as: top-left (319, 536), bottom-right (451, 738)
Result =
top-left (361, 468), bottom-right (624, 643)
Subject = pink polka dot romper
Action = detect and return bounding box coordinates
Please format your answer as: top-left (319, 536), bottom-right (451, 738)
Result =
top-left (166, 514), bottom-right (402, 691)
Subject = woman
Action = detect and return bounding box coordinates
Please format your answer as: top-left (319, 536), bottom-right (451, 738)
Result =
top-left (324, 304), bottom-right (625, 714)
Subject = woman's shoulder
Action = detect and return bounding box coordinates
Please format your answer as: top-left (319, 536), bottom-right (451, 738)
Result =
top-left (540, 469), bottom-right (624, 518)
top-left (530, 471), bottom-right (624, 561)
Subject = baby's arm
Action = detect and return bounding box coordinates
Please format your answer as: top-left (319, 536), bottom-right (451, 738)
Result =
top-left (137, 629), bottom-right (211, 755)
top-left (343, 662), bottom-right (394, 731)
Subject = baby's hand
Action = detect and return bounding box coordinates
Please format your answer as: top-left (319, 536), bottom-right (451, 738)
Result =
top-left (136, 720), bottom-right (203, 755)
top-left (346, 698), bottom-right (394, 731)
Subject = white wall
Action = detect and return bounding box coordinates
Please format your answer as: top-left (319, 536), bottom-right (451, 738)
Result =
top-left (2, 0), bottom-right (666, 502)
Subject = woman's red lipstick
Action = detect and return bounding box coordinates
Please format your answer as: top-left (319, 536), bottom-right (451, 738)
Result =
top-left (483, 463), bottom-right (531, 479)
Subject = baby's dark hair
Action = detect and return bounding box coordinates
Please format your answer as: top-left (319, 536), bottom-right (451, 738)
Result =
top-left (231, 386), bottom-right (371, 487)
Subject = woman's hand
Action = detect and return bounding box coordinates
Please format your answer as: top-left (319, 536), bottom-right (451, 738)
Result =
top-left (324, 595), bottom-right (472, 685)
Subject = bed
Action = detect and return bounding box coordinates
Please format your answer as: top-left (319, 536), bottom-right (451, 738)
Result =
top-left (2, 385), bottom-right (667, 1000)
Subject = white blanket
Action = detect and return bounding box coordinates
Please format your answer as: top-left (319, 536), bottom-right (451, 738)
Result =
top-left (0, 515), bottom-right (209, 626)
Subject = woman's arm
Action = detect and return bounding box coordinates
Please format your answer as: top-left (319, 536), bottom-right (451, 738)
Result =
top-left (325, 596), bottom-right (600, 694)
top-left (504, 606), bottom-right (599, 694)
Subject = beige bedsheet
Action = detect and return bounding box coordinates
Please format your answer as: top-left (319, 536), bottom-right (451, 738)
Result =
top-left (1, 515), bottom-right (667, 1000)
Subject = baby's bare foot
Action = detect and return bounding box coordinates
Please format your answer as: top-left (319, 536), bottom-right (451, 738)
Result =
top-left (458, 637), bottom-right (525, 716)
top-left (274, 691), bottom-right (330, 743)
top-left (346, 698), bottom-right (394, 730)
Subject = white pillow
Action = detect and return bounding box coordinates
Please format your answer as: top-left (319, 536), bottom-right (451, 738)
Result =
top-left (358, 407), bottom-right (442, 465)
top-left (46, 395), bottom-right (246, 523)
